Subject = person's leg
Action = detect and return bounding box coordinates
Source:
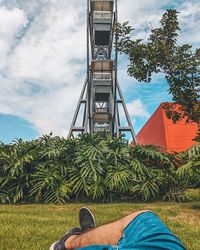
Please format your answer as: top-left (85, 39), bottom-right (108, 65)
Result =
top-left (65, 210), bottom-right (150, 249)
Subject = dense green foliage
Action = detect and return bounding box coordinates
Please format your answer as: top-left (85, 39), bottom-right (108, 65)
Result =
top-left (0, 133), bottom-right (199, 204)
top-left (115, 10), bottom-right (200, 131)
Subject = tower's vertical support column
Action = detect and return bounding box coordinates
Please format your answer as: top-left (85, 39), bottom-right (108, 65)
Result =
top-left (113, 0), bottom-right (118, 136)
top-left (87, 0), bottom-right (92, 133)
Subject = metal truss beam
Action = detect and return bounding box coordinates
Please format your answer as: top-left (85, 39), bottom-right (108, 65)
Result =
top-left (115, 80), bottom-right (137, 144)
top-left (67, 78), bottom-right (88, 138)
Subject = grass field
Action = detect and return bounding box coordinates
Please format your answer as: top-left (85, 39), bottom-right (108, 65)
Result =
top-left (0, 202), bottom-right (199, 250)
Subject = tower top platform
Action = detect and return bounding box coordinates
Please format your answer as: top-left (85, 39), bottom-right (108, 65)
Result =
top-left (91, 0), bottom-right (114, 12)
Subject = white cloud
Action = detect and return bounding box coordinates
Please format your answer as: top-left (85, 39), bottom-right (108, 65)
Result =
top-left (118, 0), bottom-right (200, 44)
top-left (118, 0), bottom-right (169, 40)
top-left (178, 1), bottom-right (200, 45)
top-left (7, 2), bottom-right (86, 85)
top-left (0, 6), bottom-right (27, 68)
top-left (127, 99), bottom-right (150, 118)
top-left (0, 1), bottom-right (87, 136)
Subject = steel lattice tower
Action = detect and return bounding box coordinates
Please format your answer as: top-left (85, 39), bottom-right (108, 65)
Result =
top-left (68, 0), bottom-right (137, 143)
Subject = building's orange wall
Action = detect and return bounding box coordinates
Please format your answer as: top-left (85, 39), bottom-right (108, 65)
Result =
top-left (137, 105), bottom-right (167, 150)
top-left (137, 103), bottom-right (198, 153)
top-left (163, 111), bottom-right (198, 152)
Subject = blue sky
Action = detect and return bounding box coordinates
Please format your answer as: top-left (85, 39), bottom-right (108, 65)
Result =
top-left (0, 0), bottom-right (199, 143)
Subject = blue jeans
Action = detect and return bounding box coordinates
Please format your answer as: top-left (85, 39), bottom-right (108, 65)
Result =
top-left (78, 212), bottom-right (186, 250)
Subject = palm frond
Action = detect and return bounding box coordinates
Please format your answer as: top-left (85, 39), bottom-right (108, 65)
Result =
top-left (105, 165), bottom-right (132, 192)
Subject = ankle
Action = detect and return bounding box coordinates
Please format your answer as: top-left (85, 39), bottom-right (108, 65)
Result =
top-left (65, 235), bottom-right (79, 249)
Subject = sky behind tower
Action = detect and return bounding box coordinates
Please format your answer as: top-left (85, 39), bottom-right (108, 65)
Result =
top-left (0, 0), bottom-right (200, 143)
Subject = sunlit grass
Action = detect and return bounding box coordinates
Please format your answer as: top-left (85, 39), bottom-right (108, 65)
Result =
top-left (0, 202), bottom-right (199, 250)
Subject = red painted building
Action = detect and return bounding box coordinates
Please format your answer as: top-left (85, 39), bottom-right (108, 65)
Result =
top-left (137, 103), bottom-right (198, 153)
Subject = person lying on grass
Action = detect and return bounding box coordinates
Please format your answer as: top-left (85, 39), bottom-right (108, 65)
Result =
top-left (50, 207), bottom-right (186, 250)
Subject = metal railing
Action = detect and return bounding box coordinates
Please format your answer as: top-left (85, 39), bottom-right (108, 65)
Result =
top-left (93, 11), bottom-right (112, 20)
top-left (94, 124), bottom-right (110, 132)
top-left (93, 72), bottom-right (111, 80)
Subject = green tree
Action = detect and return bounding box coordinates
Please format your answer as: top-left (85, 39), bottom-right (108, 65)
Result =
top-left (115, 10), bottom-right (200, 134)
